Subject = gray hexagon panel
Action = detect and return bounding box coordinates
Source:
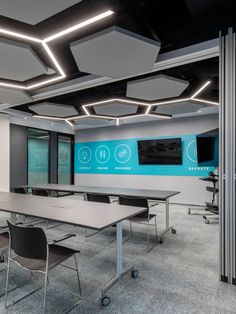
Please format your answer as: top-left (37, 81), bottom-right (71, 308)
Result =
top-left (0, 0), bottom-right (81, 25)
top-left (93, 100), bottom-right (139, 117)
top-left (0, 38), bottom-right (47, 81)
top-left (155, 101), bottom-right (203, 115)
top-left (30, 102), bottom-right (78, 117)
top-left (70, 26), bottom-right (160, 78)
top-left (74, 117), bottom-right (115, 129)
top-left (0, 87), bottom-right (32, 105)
top-left (126, 74), bottom-right (189, 101)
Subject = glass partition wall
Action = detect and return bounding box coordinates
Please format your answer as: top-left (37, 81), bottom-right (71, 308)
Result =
top-left (28, 128), bottom-right (50, 185)
top-left (57, 135), bottom-right (73, 184)
top-left (27, 128), bottom-right (74, 185)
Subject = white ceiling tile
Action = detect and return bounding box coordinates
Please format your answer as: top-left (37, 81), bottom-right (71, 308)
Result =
top-left (0, 0), bottom-right (81, 25)
top-left (70, 26), bottom-right (160, 78)
top-left (0, 87), bottom-right (32, 105)
top-left (0, 38), bottom-right (47, 81)
top-left (126, 74), bottom-right (189, 100)
top-left (30, 102), bottom-right (78, 117)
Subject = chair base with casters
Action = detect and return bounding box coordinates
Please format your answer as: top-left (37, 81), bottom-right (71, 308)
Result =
top-left (5, 222), bottom-right (82, 314)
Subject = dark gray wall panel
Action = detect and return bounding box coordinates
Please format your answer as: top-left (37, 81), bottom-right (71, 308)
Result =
top-left (10, 124), bottom-right (27, 188)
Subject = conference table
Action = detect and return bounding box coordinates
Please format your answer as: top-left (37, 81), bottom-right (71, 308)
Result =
top-left (23, 184), bottom-right (180, 242)
top-left (0, 191), bottom-right (145, 305)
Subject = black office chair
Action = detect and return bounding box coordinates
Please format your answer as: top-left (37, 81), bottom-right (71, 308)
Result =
top-left (32, 188), bottom-right (49, 197)
top-left (85, 193), bottom-right (115, 240)
top-left (0, 225), bottom-right (9, 264)
top-left (119, 196), bottom-right (158, 252)
top-left (5, 221), bottom-right (81, 313)
top-left (11, 187), bottom-right (26, 194)
top-left (31, 188), bottom-right (62, 228)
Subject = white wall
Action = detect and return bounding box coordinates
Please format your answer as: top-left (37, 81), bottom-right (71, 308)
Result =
top-left (75, 114), bottom-right (219, 205)
top-left (0, 114), bottom-right (10, 192)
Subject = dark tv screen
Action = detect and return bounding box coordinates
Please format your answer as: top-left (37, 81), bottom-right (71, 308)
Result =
top-left (196, 137), bottom-right (215, 163)
top-left (138, 138), bottom-right (182, 165)
top-left (196, 130), bottom-right (219, 167)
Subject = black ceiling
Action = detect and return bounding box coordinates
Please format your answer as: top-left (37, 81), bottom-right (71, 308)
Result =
top-left (1, 0), bottom-right (233, 114)
top-left (16, 56), bottom-right (219, 115)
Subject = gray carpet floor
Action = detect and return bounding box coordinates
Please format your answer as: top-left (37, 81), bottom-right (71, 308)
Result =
top-left (0, 198), bottom-right (235, 314)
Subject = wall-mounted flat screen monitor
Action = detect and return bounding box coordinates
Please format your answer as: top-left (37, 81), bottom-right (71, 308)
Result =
top-left (137, 138), bottom-right (182, 165)
top-left (196, 128), bottom-right (219, 167)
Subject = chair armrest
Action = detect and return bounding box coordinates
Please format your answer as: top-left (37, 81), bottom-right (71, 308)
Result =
top-left (149, 202), bottom-right (159, 208)
top-left (49, 233), bottom-right (76, 245)
top-left (0, 225), bottom-right (8, 230)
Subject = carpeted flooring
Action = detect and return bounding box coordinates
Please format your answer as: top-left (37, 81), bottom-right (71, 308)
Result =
top-left (0, 197), bottom-right (235, 314)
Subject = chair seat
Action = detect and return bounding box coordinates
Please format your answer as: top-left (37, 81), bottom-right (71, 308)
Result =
top-left (130, 213), bottom-right (156, 222)
top-left (0, 232), bottom-right (9, 250)
top-left (12, 244), bottom-right (80, 271)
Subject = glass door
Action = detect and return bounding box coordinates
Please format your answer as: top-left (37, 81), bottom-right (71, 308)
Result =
top-left (57, 135), bottom-right (73, 184)
top-left (28, 128), bottom-right (50, 185)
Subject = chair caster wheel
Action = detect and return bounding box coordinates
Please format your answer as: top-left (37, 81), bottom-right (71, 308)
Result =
top-left (187, 208), bottom-right (191, 214)
top-left (131, 269), bottom-right (139, 278)
top-left (159, 237), bottom-right (163, 244)
top-left (101, 296), bottom-right (110, 306)
top-left (205, 220), bottom-right (210, 224)
top-left (171, 228), bottom-right (177, 234)
top-left (0, 255), bottom-right (4, 263)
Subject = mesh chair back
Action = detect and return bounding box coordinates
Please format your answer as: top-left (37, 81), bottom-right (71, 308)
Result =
top-left (7, 221), bottom-right (47, 260)
top-left (119, 196), bottom-right (149, 219)
top-left (11, 187), bottom-right (26, 194)
top-left (86, 193), bottom-right (110, 203)
top-left (32, 188), bottom-right (49, 197)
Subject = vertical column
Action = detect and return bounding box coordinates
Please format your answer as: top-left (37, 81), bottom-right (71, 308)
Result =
top-left (219, 28), bottom-right (236, 284)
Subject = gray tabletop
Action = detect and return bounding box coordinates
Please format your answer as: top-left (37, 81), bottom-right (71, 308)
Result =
top-left (0, 192), bottom-right (145, 231)
top-left (23, 184), bottom-right (180, 200)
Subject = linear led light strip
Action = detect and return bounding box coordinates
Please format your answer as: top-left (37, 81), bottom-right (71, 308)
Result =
top-left (0, 10), bottom-right (114, 90)
top-left (151, 80), bottom-right (219, 108)
top-left (32, 80), bottom-right (218, 127)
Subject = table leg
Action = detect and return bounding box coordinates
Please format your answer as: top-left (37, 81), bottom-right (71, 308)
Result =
top-left (159, 198), bottom-right (176, 243)
top-left (101, 221), bottom-right (138, 306)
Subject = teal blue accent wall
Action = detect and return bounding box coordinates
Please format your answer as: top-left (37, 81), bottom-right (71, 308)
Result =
top-left (74, 134), bottom-right (215, 176)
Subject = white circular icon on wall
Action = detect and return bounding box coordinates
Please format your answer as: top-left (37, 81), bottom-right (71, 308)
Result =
top-left (78, 146), bottom-right (92, 164)
top-left (95, 145), bottom-right (110, 164)
top-left (186, 140), bottom-right (198, 163)
top-left (114, 144), bottom-right (131, 163)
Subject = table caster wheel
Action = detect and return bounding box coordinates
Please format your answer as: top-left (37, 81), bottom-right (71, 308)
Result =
top-left (0, 255), bottom-right (4, 263)
top-left (131, 269), bottom-right (139, 278)
top-left (101, 296), bottom-right (110, 306)
top-left (159, 237), bottom-right (163, 244)
top-left (171, 228), bottom-right (177, 234)
top-left (187, 208), bottom-right (191, 214)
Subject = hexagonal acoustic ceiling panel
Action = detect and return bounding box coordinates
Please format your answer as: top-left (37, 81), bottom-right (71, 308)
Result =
top-left (126, 74), bottom-right (189, 101)
top-left (73, 117), bottom-right (115, 129)
top-left (0, 87), bottom-right (32, 105)
top-left (0, 38), bottom-right (47, 81)
top-left (70, 26), bottom-right (160, 78)
top-left (93, 101), bottom-right (139, 117)
top-left (155, 101), bottom-right (203, 115)
top-left (30, 102), bottom-right (78, 118)
top-left (0, 0), bottom-right (81, 25)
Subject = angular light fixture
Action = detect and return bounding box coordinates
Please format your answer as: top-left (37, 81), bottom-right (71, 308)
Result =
top-left (0, 10), bottom-right (114, 90)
